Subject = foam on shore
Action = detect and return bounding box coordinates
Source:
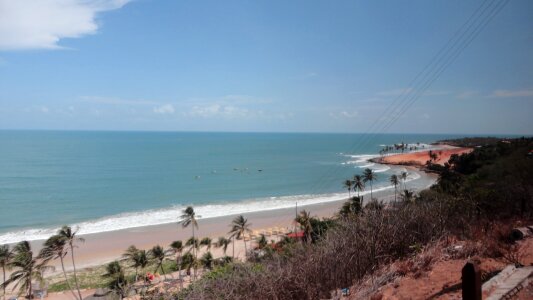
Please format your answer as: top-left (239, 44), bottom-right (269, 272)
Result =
top-left (0, 168), bottom-right (425, 244)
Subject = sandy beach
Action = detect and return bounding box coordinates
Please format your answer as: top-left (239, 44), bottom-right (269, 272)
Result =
top-left (20, 165), bottom-right (437, 276)
top-left (29, 187), bottom-right (386, 271)
top-left (1, 161), bottom-right (438, 299)
top-left (2, 161), bottom-right (439, 299)
top-left (372, 146), bottom-right (472, 167)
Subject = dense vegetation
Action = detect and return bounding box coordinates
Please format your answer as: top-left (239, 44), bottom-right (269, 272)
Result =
top-left (434, 136), bottom-right (511, 148)
top-left (431, 137), bottom-right (533, 218)
top-left (165, 137), bottom-right (533, 299)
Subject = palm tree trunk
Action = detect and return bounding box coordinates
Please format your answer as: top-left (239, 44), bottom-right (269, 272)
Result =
top-left (178, 254), bottom-right (182, 289)
top-left (70, 245), bottom-right (83, 300)
top-left (2, 266), bottom-right (5, 299)
top-left (160, 263), bottom-right (166, 280)
top-left (370, 181), bottom-right (373, 199)
top-left (28, 276), bottom-right (32, 299)
top-left (60, 256), bottom-right (79, 300)
top-left (192, 225), bottom-right (196, 281)
top-left (232, 237), bottom-right (235, 259)
top-left (192, 226), bottom-right (196, 261)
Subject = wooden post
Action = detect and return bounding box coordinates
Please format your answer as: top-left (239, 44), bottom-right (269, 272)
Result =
top-left (462, 262), bottom-right (481, 300)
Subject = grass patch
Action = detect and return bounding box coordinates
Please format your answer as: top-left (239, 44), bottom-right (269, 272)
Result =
top-left (46, 259), bottom-right (180, 292)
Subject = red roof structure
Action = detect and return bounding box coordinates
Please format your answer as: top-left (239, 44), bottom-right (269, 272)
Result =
top-left (287, 231), bottom-right (305, 238)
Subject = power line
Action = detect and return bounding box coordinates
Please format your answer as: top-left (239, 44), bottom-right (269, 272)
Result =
top-left (306, 0), bottom-right (510, 196)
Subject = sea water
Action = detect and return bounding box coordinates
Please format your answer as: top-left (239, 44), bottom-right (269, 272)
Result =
top-left (0, 131), bottom-right (463, 243)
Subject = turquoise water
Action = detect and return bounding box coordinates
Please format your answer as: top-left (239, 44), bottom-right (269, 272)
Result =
top-left (0, 131), bottom-right (462, 243)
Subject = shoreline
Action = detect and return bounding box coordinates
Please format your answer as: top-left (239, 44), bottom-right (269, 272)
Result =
top-left (20, 164), bottom-right (437, 274)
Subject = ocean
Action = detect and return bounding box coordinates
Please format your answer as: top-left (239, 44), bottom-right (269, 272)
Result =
top-left (0, 131), bottom-right (463, 244)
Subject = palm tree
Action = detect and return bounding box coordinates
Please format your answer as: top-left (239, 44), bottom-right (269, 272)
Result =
top-left (343, 179), bottom-right (353, 198)
top-left (149, 245), bottom-right (170, 278)
top-left (199, 237), bottom-right (212, 251)
top-left (180, 253), bottom-right (195, 277)
top-left (56, 226), bottom-right (84, 300)
top-left (185, 237), bottom-right (199, 254)
top-left (1, 241), bottom-right (46, 299)
top-left (103, 261), bottom-right (129, 299)
top-left (428, 150), bottom-right (438, 163)
top-left (295, 210), bottom-right (313, 243)
top-left (401, 189), bottom-right (414, 203)
top-left (122, 245), bottom-right (138, 263)
top-left (363, 168), bottom-right (377, 199)
top-left (228, 215), bottom-right (252, 255)
top-left (199, 252), bottom-right (213, 270)
top-left (38, 235), bottom-right (79, 300)
top-left (400, 171), bottom-right (408, 190)
top-left (339, 197), bottom-right (362, 217)
top-left (169, 241), bottom-right (183, 263)
top-left (352, 175), bottom-right (365, 199)
top-left (169, 241), bottom-right (183, 289)
top-left (122, 246), bottom-right (148, 282)
top-left (214, 237), bottom-right (231, 256)
top-left (219, 256), bottom-right (233, 266)
top-left (179, 207), bottom-right (199, 261)
top-left (339, 201), bottom-right (353, 217)
top-left (389, 174), bottom-right (399, 202)
top-left (257, 234), bottom-right (268, 249)
top-left (184, 237), bottom-right (199, 279)
top-left (0, 245), bottom-right (14, 299)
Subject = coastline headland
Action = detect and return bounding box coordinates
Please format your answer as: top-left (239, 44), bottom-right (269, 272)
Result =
top-left (369, 145), bottom-right (472, 169)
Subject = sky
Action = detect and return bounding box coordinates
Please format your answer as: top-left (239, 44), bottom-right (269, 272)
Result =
top-left (0, 0), bottom-right (532, 135)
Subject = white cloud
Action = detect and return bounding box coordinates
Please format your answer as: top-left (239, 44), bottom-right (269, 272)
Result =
top-left (40, 106), bottom-right (49, 113)
top-left (183, 95), bottom-right (272, 106)
top-left (330, 110), bottom-right (358, 119)
top-left (456, 91), bottom-right (478, 99)
top-left (187, 104), bottom-right (251, 118)
top-left (153, 104), bottom-right (175, 115)
top-left (0, 0), bottom-right (130, 50)
top-left (340, 111), bottom-right (358, 118)
top-left (489, 89), bottom-right (533, 98)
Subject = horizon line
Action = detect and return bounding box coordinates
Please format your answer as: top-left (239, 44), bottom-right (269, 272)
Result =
top-left (0, 128), bottom-right (529, 137)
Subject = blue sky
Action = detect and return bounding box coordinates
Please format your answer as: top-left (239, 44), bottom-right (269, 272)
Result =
top-left (0, 0), bottom-right (532, 134)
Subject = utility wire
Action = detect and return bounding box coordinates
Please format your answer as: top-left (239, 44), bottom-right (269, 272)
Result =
top-left (306, 0), bottom-right (510, 197)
